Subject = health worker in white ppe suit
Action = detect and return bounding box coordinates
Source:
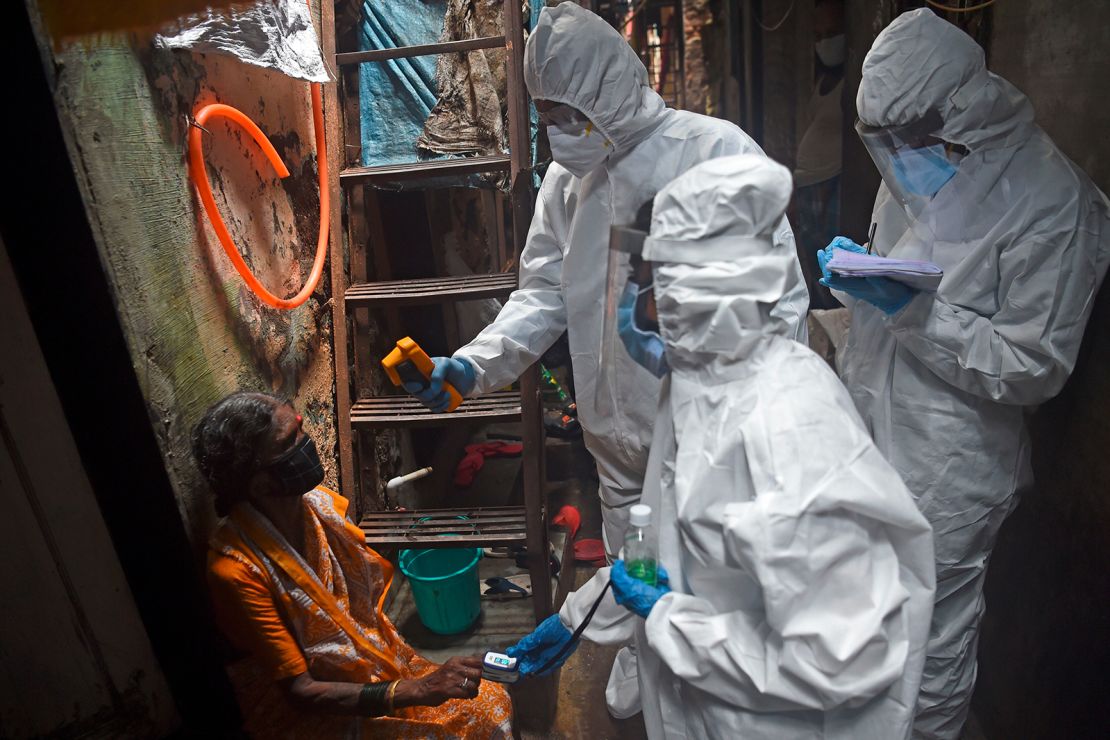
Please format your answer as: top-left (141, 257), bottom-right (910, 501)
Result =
top-left (507, 154), bottom-right (936, 740)
top-left (818, 10), bottom-right (1110, 739)
top-left (404, 2), bottom-right (809, 718)
top-left (409, 2), bottom-right (807, 555)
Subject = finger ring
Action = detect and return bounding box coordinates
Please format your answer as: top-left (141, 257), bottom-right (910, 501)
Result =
top-left (460, 677), bottom-right (470, 689)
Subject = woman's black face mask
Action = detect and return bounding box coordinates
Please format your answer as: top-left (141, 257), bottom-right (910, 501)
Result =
top-left (260, 434), bottom-right (324, 498)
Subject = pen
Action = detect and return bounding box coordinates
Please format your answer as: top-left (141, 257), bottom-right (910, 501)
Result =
top-left (866, 222), bottom-right (877, 255)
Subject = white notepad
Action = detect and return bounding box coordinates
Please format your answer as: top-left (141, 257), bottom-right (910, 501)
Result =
top-left (827, 249), bottom-right (944, 292)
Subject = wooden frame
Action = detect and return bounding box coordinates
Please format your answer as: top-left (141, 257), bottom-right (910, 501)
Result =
top-left (325, 0), bottom-right (553, 623)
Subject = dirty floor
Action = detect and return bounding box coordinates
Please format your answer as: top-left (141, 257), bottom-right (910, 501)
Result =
top-left (386, 422), bottom-right (648, 738)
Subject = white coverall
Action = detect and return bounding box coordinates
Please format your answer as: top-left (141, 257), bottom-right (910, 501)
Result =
top-left (452, 3), bottom-right (809, 558)
top-left (839, 10), bottom-right (1110, 738)
top-left (561, 154), bottom-right (936, 739)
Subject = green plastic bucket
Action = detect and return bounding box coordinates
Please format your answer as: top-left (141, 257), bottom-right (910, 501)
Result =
top-left (399, 546), bottom-right (482, 634)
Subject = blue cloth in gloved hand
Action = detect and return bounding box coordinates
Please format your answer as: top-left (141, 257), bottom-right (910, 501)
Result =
top-left (610, 560), bottom-right (671, 619)
top-left (402, 356), bottom-right (477, 413)
top-left (816, 236), bottom-right (868, 283)
top-left (505, 613), bottom-right (576, 677)
top-left (821, 274), bottom-right (917, 316)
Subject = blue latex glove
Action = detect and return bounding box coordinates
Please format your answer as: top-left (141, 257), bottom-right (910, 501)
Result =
top-left (821, 274), bottom-right (917, 316)
top-left (505, 613), bottom-right (576, 676)
top-left (816, 236), bottom-right (868, 283)
top-left (402, 356), bottom-right (477, 413)
top-left (610, 560), bottom-right (671, 619)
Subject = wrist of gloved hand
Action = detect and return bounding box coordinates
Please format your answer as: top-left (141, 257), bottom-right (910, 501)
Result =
top-left (875, 280), bottom-right (915, 315)
top-left (403, 356), bottom-right (477, 412)
top-left (822, 275), bottom-right (915, 315)
top-left (817, 237), bottom-right (867, 283)
top-left (610, 560), bottom-right (671, 619)
top-left (505, 613), bottom-right (576, 676)
top-left (827, 236), bottom-right (867, 254)
top-left (441, 355), bottom-right (477, 396)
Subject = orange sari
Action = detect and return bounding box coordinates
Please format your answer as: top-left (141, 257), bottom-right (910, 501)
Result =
top-left (208, 487), bottom-right (512, 739)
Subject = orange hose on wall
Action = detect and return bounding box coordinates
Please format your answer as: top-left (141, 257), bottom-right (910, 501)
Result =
top-left (187, 0), bottom-right (329, 310)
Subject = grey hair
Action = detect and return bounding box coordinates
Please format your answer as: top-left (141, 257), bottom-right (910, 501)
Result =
top-left (191, 392), bottom-right (280, 516)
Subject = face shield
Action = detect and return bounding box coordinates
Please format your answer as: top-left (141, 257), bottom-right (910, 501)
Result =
top-left (536, 103), bottom-right (587, 130)
top-left (856, 110), bottom-right (960, 219)
top-left (597, 222), bottom-right (667, 417)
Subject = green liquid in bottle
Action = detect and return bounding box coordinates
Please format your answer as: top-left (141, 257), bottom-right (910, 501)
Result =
top-left (626, 558), bottom-right (657, 587)
top-left (625, 504), bottom-right (658, 589)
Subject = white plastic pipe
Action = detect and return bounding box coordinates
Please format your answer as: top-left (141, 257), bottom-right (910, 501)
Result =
top-left (386, 466), bottom-right (433, 491)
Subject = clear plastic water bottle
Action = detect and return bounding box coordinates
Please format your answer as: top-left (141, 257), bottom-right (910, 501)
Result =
top-left (624, 504), bottom-right (657, 586)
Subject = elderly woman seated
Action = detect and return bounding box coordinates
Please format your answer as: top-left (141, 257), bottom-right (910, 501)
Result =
top-left (193, 392), bottom-right (513, 738)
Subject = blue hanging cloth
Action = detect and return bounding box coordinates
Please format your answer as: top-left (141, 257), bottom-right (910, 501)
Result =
top-left (358, 0), bottom-right (543, 182)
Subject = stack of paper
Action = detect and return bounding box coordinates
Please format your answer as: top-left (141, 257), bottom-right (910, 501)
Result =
top-left (827, 249), bottom-right (944, 291)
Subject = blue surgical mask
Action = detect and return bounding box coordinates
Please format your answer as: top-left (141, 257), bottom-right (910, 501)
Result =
top-left (891, 144), bottom-right (958, 197)
top-left (617, 282), bottom-right (669, 378)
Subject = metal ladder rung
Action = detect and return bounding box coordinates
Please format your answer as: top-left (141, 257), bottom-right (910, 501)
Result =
top-left (345, 273), bottom-right (517, 307)
top-left (336, 35), bottom-right (505, 66)
top-left (339, 154), bottom-right (512, 185)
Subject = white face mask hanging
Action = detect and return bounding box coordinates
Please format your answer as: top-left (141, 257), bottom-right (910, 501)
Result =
top-left (547, 120), bottom-right (613, 178)
top-left (815, 33), bottom-right (846, 67)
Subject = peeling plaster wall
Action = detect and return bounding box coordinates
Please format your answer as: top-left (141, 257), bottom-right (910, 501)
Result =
top-left (28, 10), bottom-right (339, 551)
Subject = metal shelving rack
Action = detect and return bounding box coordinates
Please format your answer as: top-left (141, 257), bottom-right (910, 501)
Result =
top-left (321, 1), bottom-right (555, 622)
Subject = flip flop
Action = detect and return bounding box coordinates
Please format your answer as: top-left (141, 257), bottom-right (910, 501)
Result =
top-left (482, 574), bottom-right (532, 598)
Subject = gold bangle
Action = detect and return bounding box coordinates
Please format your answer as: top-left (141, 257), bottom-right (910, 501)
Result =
top-left (385, 679), bottom-right (399, 712)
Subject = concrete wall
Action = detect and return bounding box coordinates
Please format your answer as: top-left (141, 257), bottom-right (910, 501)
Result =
top-left (26, 4), bottom-right (339, 550)
top-left (989, 3), bottom-right (1110, 190)
top-left (974, 3), bottom-right (1110, 739)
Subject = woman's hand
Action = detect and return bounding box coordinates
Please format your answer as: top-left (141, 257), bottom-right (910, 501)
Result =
top-left (394, 656), bottom-right (484, 708)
